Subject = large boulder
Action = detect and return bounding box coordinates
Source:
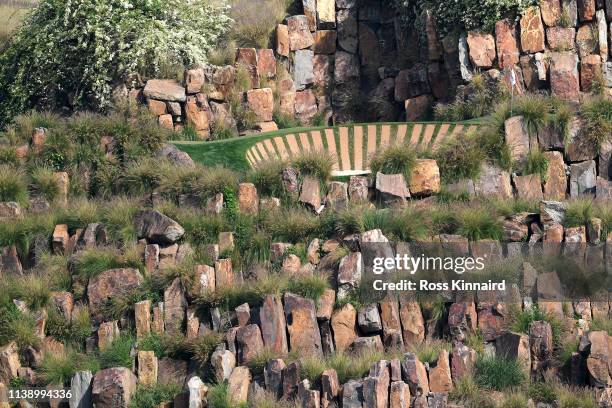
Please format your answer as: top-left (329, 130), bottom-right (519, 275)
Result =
top-left (164, 278), bottom-right (187, 335)
top-left (474, 163), bottom-right (512, 199)
top-left (337, 9), bottom-right (358, 53)
top-left (550, 52), bottom-right (580, 101)
top-left (495, 19), bottom-right (520, 68)
top-left (570, 160), bottom-right (597, 197)
top-left (238, 183), bottom-right (259, 215)
top-left (543, 151), bottom-right (567, 200)
top-left (583, 331), bottom-right (611, 387)
top-left (375, 173), bottom-right (410, 205)
top-left (0, 342), bottom-right (20, 385)
top-left (294, 50), bottom-right (315, 91)
top-left (228, 366), bottom-right (251, 404)
top-left (520, 6), bottom-right (546, 53)
top-left (134, 210), bottom-right (184, 245)
top-left (331, 304), bottom-right (358, 351)
top-left (284, 293), bottom-right (323, 357)
top-left (505, 116), bottom-right (530, 163)
top-left (143, 80), bottom-right (186, 102)
top-left (287, 15), bottom-right (314, 50)
top-left (409, 159), bottom-right (440, 196)
top-left (158, 144), bottom-right (195, 167)
top-left (394, 64), bottom-right (430, 101)
top-left (259, 295), bottom-right (288, 355)
top-left (246, 88), bottom-right (274, 122)
top-left (540, 0), bottom-right (562, 26)
top-left (87, 268), bottom-right (143, 318)
top-left (69, 370), bottom-right (93, 408)
top-left (467, 32), bottom-right (496, 68)
top-left (91, 367), bottom-right (137, 408)
top-left (236, 324), bottom-right (265, 364)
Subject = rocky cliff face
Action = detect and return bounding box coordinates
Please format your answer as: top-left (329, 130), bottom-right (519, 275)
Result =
top-left (134, 0), bottom-right (612, 139)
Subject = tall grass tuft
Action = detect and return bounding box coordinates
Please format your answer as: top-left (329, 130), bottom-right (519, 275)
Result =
top-left (30, 166), bottom-right (61, 202)
top-left (292, 151), bottom-right (335, 182)
top-left (369, 145), bottom-right (417, 182)
top-left (474, 356), bottom-right (525, 390)
top-left (0, 164), bottom-right (28, 204)
top-left (580, 97), bottom-right (612, 149)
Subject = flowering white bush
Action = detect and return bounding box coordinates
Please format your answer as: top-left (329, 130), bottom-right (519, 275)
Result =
top-left (0, 0), bottom-right (231, 126)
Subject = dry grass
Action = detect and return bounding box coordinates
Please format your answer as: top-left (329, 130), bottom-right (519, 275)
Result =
top-left (0, 1), bottom-right (35, 46)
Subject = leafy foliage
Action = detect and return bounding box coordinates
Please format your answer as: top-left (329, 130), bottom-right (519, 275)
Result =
top-left (393, 0), bottom-right (537, 34)
top-left (0, 0), bottom-right (231, 125)
top-left (475, 356), bottom-right (525, 390)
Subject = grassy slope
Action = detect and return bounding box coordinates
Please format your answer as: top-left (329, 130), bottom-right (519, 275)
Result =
top-left (173, 121), bottom-right (480, 172)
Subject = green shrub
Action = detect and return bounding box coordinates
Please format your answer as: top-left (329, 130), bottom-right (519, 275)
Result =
top-left (0, 164), bottom-right (27, 204)
top-left (38, 350), bottom-right (99, 386)
top-left (327, 350), bottom-right (385, 384)
top-left (474, 355), bottom-right (525, 390)
top-left (292, 151), bottom-right (334, 182)
top-left (409, 340), bottom-right (451, 365)
top-left (129, 384), bottom-right (180, 408)
top-left (514, 94), bottom-right (549, 136)
top-left (557, 386), bottom-right (597, 408)
top-left (73, 247), bottom-right (134, 279)
top-left (594, 201), bottom-right (612, 241)
top-left (564, 198), bottom-right (593, 228)
top-left (500, 393), bottom-right (529, 408)
top-left (0, 303), bottom-right (41, 350)
top-left (0, 146), bottom-right (18, 165)
top-left (369, 145), bottom-right (417, 182)
top-left (101, 197), bottom-right (140, 244)
top-left (99, 333), bottom-right (134, 369)
top-left (138, 333), bottom-right (167, 358)
top-left (231, 97), bottom-right (259, 132)
top-left (527, 382), bottom-right (557, 404)
top-left (334, 207), bottom-right (366, 236)
top-left (510, 306), bottom-right (561, 345)
top-left (549, 98), bottom-right (574, 143)
top-left (522, 149), bottom-right (549, 181)
top-left (435, 133), bottom-right (485, 183)
top-left (0, 0), bottom-right (231, 125)
top-left (456, 207), bottom-right (503, 241)
top-left (274, 110), bottom-right (302, 129)
top-left (207, 383), bottom-right (246, 408)
top-left (188, 331), bottom-right (225, 365)
top-left (248, 160), bottom-right (286, 197)
top-left (268, 208), bottom-right (320, 243)
top-left (286, 273), bottom-right (330, 302)
top-left (229, 0), bottom-right (290, 49)
top-left (393, 0), bottom-right (537, 34)
top-left (191, 166), bottom-right (239, 198)
top-left (591, 318), bottom-right (612, 336)
top-left (386, 208), bottom-right (432, 241)
top-left (30, 166), bottom-right (61, 201)
top-left (580, 97), bottom-right (612, 149)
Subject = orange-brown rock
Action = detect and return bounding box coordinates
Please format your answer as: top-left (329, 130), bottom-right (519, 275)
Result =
top-left (520, 7), bottom-right (546, 53)
top-left (247, 88), bottom-right (274, 122)
top-left (540, 0), bottom-right (562, 26)
top-left (331, 304), bottom-right (358, 351)
top-left (543, 151), bottom-right (567, 200)
top-left (91, 367), bottom-right (137, 407)
top-left (514, 174), bottom-right (543, 201)
top-left (138, 350), bottom-right (158, 386)
top-left (276, 24), bottom-right (290, 56)
top-left (429, 350), bottom-right (453, 393)
top-left (467, 32), bottom-right (496, 68)
top-left (238, 183), bottom-right (259, 215)
top-left (495, 19), bottom-right (520, 68)
top-left (409, 159), bottom-right (440, 196)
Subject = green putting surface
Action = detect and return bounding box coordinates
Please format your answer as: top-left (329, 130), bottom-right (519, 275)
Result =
top-left (172, 121), bottom-right (482, 173)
